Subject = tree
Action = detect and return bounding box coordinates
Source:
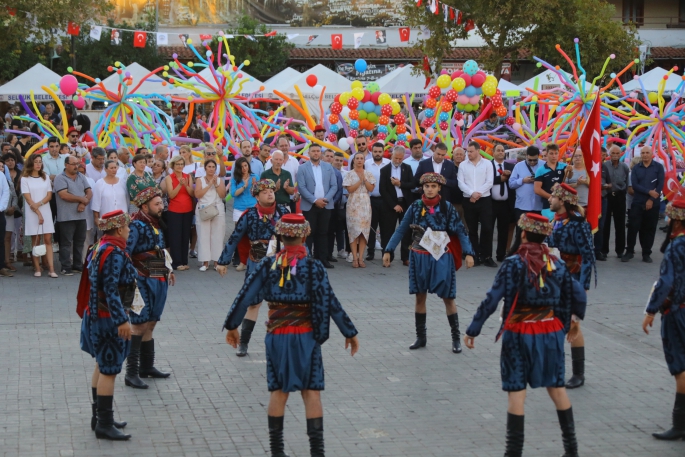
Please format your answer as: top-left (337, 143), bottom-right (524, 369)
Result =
top-left (403, 0), bottom-right (639, 79)
top-left (0, 0), bottom-right (112, 80)
top-left (214, 15), bottom-right (295, 80)
top-left (52, 18), bottom-right (167, 80)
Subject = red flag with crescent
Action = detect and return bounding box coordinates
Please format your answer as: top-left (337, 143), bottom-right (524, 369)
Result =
top-left (579, 96), bottom-right (602, 232)
top-left (331, 34), bottom-right (342, 50)
top-left (133, 31), bottom-right (147, 48)
top-left (399, 27), bottom-right (410, 42)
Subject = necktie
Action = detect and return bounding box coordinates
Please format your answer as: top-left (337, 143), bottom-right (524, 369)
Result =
top-left (499, 164), bottom-right (505, 196)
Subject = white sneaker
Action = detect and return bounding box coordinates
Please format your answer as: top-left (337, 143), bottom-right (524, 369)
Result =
top-left (199, 265), bottom-right (208, 272)
top-left (375, 241), bottom-right (382, 250)
top-left (338, 249), bottom-right (347, 259)
top-left (346, 253), bottom-right (353, 263)
top-left (236, 263), bottom-right (247, 271)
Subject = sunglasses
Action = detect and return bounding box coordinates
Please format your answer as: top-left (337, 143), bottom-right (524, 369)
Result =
top-left (206, 152), bottom-right (216, 156)
top-left (69, 134), bottom-right (78, 138)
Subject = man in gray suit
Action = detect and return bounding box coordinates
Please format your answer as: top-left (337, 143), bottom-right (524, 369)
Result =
top-left (297, 144), bottom-right (338, 268)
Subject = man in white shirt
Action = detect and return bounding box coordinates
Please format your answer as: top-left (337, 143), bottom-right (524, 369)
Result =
top-left (364, 142), bottom-right (390, 260)
top-left (355, 136), bottom-right (371, 163)
top-left (116, 146), bottom-right (131, 179)
top-left (490, 144), bottom-right (516, 261)
top-left (265, 136), bottom-right (300, 212)
top-left (42, 136), bottom-right (70, 181)
top-left (85, 147), bottom-right (107, 182)
top-left (458, 141), bottom-right (496, 267)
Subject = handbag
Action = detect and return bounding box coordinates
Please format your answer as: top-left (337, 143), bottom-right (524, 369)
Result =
top-left (32, 224), bottom-right (46, 257)
top-left (198, 177), bottom-right (219, 221)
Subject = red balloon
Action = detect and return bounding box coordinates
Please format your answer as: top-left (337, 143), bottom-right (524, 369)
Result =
top-left (306, 74), bottom-right (318, 87)
top-left (471, 73), bottom-right (486, 88)
top-left (451, 70), bottom-right (463, 80)
top-left (428, 86), bottom-right (441, 99)
top-left (328, 133), bottom-right (337, 143)
top-left (461, 73), bottom-right (472, 87)
top-left (347, 98), bottom-right (359, 109)
top-left (349, 129), bottom-right (358, 138)
top-left (370, 92), bottom-right (381, 105)
top-left (362, 90), bottom-right (371, 103)
top-left (334, 94), bottom-right (340, 103)
top-left (445, 89), bottom-right (458, 102)
top-left (330, 102), bottom-right (343, 115)
top-left (394, 113), bottom-right (406, 125)
top-left (381, 105), bottom-right (392, 116)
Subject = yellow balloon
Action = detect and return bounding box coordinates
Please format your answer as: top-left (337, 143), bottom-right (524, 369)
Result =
top-left (339, 92), bottom-right (350, 105)
top-left (437, 74), bottom-right (451, 89)
top-left (451, 77), bottom-right (466, 92)
top-left (351, 80), bottom-right (363, 89)
top-left (378, 93), bottom-right (391, 105)
top-left (390, 101), bottom-right (401, 115)
top-left (482, 82), bottom-right (496, 97)
top-left (351, 87), bottom-right (364, 100)
top-left (485, 75), bottom-right (498, 86)
top-left (647, 92), bottom-right (659, 104)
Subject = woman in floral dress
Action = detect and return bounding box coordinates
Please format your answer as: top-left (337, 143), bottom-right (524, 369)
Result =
top-left (343, 152), bottom-right (376, 268)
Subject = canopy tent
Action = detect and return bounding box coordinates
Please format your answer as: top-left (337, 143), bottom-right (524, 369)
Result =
top-left (195, 65), bottom-right (264, 96)
top-left (518, 69), bottom-right (595, 95)
top-left (0, 64), bottom-right (69, 102)
top-left (498, 78), bottom-right (521, 97)
top-left (376, 64), bottom-right (429, 98)
top-left (263, 67), bottom-right (301, 91)
top-left (621, 67), bottom-right (685, 94)
top-left (99, 62), bottom-right (187, 97)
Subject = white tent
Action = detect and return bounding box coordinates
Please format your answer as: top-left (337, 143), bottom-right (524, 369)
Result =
top-left (99, 62), bottom-right (187, 97)
top-left (518, 69), bottom-right (594, 95)
top-left (195, 65), bottom-right (264, 96)
top-left (498, 78), bottom-right (521, 96)
top-left (0, 63), bottom-right (68, 102)
top-left (376, 64), bottom-right (429, 98)
top-left (263, 67), bottom-right (301, 91)
top-left (621, 67), bottom-right (684, 94)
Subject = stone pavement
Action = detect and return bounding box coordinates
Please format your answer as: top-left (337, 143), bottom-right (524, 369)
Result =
top-left (0, 222), bottom-right (683, 456)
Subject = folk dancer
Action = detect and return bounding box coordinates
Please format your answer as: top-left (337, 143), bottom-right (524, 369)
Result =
top-left (382, 172), bottom-right (474, 353)
top-left (222, 214), bottom-right (359, 457)
top-left (217, 179), bottom-right (290, 356)
top-left (464, 212), bottom-right (587, 457)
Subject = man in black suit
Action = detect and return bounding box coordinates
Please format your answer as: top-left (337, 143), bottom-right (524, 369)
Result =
top-left (380, 146), bottom-right (415, 266)
top-left (413, 142), bottom-right (458, 202)
top-left (490, 144), bottom-right (516, 261)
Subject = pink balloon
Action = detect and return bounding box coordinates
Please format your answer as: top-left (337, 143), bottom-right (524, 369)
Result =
top-left (461, 73), bottom-right (472, 87)
top-left (451, 70), bottom-right (463, 80)
top-left (456, 119), bottom-right (464, 127)
top-left (457, 95), bottom-right (470, 105)
top-left (471, 73), bottom-right (486, 88)
top-left (426, 127), bottom-right (435, 135)
top-left (362, 90), bottom-right (371, 103)
top-left (370, 92), bottom-right (380, 104)
top-left (469, 95), bottom-right (481, 105)
top-left (60, 75), bottom-right (78, 96)
top-left (512, 123), bottom-right (522, 131)
top-left (73, 96), bottom-right (85, 109)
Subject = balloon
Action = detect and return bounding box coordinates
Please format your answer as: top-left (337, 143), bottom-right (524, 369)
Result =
top-left (338, 138), bottom-right (350, 151)
top-left (73, 96), bottom-right (86, 109)
top-left (379, 115), bottom-right (389, 125)
top-left (381, 104), bottom-right (392, 116)
top-left (378, 125), bottom-right (388, 133)
top-left (370, 92), bottom-right (381, 104)
top-left (349, 109), bottom-right (359, 120)
top-left (456, 102), bottom-right (465, 111)
top-left (461, 73), bottom-right (472, 87)
top-left (648, 92), bottom-right (658, 104)
top-left (358, 110), bottom-right (367, 120)
top-left (328, 114), bottom-right (339, 124)
top-left (505, 117), bottom-right (515, 126)
top-left (60, 75), bottom-right (78, 96)
top-left (327, 133), bottom-right (337, 143)
top-left (390, 101), bottom-right (401, 115)
top-left (341, 106), bottom-right (350, 118)
top-left (378, 93), bottom-right (392, 105)
top-left (496, 106), bottom-right (507, 117)
top-left (330, 102), bottom-right (343, 114)
top-left (334, 94), bottom-right (340, 103)
top-left (457, 95), bottom-right (469, 105)
top-left (363, 101), bottom-right (375, 112)
top-left (439, 121), bottom-right (449, 131)
top-left (482, 82), bottom-right (497, 97)
top-left (374, 105), bottom-right (381, 116)
top-left (367, 112), bottom-right (378, 124)
top-left (428, 86), bottom-right (441, 98)
top-left (451, 70), bottom-right (463, 80)
top-left (354, 59), bottom-right (368, 73)
top-left (351, 87), bottom-right (364, 100)
top-left (512, 122), bottom-right (521, 131)
top-left (468, 95), bottom-right (480, 105)
top-left (456, 119), bottom-right (464, 127)
top-left (445, 89), bottom-right (458, 102)
top-left (347, 98), bottom-right (359, 109)
top-left (349, 129), bottom-right (358, 138)
top-left (396, 124), bottom-right (407, 134)
top-left (330, 124), bottom-right (339, 133)
top-left (484, 75), bottom-right (498, 86)
top-left (424, 108), bottom-right (435, 118)
top-left (361, 90), bottom-right (371, 103)
top-left (471, 72), bottom-right (486, 88)
top-left (463, 60), bottom-right (479, 76)
top-left (394, 113), bottom-right (406, 125)
top-left (339, 92), bottom-right (350, 105)
top-left (441, 101), bottom-right (453, 112)
top-left (437, 74), bottom-right (451, 89)
top-left (366, 82), bottom-right (380, 93)
top-left (463, 85), bottom-right (477, 97)
top-left (438, 112), bottom-right (449, 122)
top-left (314, 84), bottom-right (323, 93)
top-left (349, 120), bottom-right (359, 129)
top-left (377, 132), bottom-right (387, 140)
top-left (451, 77), bottom-right (466, 92)
top-left (306, 74), bottom-right (318, 87)
top-left (424, 98), bottom-right (436, 109)
top-left (426, 127), bottom-right (434, 136)
top-left (351, 80), bottom-right (363, 89)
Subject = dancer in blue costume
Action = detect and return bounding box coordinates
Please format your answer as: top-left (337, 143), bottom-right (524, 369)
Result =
top-left (222, 214), bottom-right (359, 457)
top-left (382, 172), bottom-right (474, 353)
top-left (124, 187), bottom-right (175, 389)
top-left (464, 212), bottom-right (587, 457)
top-left (643, 199), bottom-right (685, 441)
top-left (217, 179), bottom-right (290, 357)
top-left (79, 210), bottom-right (136, 440)
top-left (547, 183), bottom-right (596, 389)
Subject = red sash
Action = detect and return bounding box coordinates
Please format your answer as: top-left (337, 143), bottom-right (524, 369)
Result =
top-left (75, 246), bottom-right (115, 318)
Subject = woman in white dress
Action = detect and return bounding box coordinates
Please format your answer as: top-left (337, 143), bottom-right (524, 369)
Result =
top-left (91, 160), bottom-right (129, 227)
top-left (194, 159), bottom-right (226, 271)
top-left (20, 154), bottom-right (58, 277)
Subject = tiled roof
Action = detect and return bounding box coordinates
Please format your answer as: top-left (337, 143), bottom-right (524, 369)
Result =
top-left (159, 46), bottom-right (685, 62)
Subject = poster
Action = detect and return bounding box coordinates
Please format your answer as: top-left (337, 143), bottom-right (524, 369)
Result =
top-left (110, 29), bottom-right (122, 46)
top-left (336, 62), bottom-right (404, 81)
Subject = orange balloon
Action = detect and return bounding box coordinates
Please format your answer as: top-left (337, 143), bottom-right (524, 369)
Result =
top-left (396, 124), bottom-right (407, 134)
top-left (425, 98), bottom-right (437, 109)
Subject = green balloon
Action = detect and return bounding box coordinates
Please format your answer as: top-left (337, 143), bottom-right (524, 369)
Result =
top-left (366, 82), bottom-right (380, 93)
top-left (367, 112), bottom-right (378, 123)
top-left (358, 110), bottom-right (368, 120)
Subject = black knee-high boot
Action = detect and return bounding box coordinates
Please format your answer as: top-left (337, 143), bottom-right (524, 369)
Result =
top-left (91, 387), bottom-right (126, 431)
top-left (557, 407), bottom-right (579, 457)
top-left (447, 313), bottom-right (462, 354)
top-left (237, 319), bottom-right (257, 357)
top-left (125, 335), bottom-right (148, 389)
top-left (504, 413), bottom-right (524, 457)
top-left (268, 415), bottom-right (290, 457)
top-left (94, 395), bottom-right (131, 441)
top-left (565, 347), bottom-right (585, 389)
top-left (653, 392), bottom-right (685, 440)
top-left (307, 417), bottom-right (324, 457)
top-left (409, 313), bottom-right (427, 350)
top-left (140, 339), bottom-right (170, 378)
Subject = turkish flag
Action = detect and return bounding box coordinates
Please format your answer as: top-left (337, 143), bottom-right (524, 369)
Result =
top-left (67, 22), bottom-right (80, 36)
top-left (6, 7), bottom-right (16, 16)
top-left (464, 19), bottom-right (475, 32)
top-left (579, 96), bottom-right (602, 232)
top-left (399, 27), bottom-right (410, 42)
top-left (331, 34), bottom-right (342, 50)
top-left (133, 31), bottom-right (147, 48)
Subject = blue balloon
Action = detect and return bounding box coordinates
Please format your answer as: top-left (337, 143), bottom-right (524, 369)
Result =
top-left (463, 86), bottom-right (477, 97)
top-left (439, 112), bottom-right (449, 122)
top-left (463, 60), bottom-right (478, 76)
top-left (378, 125), bottom-right (388, 133)
top-left (424, 108), bottom-right (435, 118)
top-left (363, 130), bottom-right (372, 137)
top-left (398, 133), bottom-right (407, 141)
top-left (355, 59), bottom-right (368, 73)
top-left (600, 119), bottom-right (612, 129)
top-left (363, 101), bottom-right (375, 112)
top-left (330, 124), bottom-right (339, 133)
top-left (374, 105), bottom-right (382, 116)
top-left (350, 120), bottom-right (359, 129)
top-left (474, 87), bottom-right (482, 95)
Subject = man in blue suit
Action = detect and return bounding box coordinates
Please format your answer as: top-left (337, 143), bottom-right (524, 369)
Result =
top-left (297, 144), bottom-right (338, 268)
top-left (413, 142), bottom-right (459, 203)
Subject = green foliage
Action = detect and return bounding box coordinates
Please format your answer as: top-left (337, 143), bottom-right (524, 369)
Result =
top-left (403, 0), bottom-right (640, 80)
top-left (52, 18), bottom-right (167, 80)
top-left (214, 14), bottom-right (295, 80)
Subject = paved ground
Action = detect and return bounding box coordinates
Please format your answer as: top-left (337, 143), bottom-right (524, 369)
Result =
top-left (0, 215), bottom-right (684, 457)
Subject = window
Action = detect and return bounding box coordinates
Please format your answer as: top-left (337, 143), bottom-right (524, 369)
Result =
top-left (622, 0), bottom-right (644, 25)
